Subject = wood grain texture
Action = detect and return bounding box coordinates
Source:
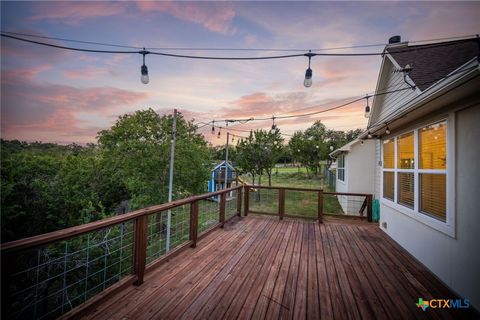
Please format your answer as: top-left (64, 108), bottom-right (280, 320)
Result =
top-left (79, 216), bottom-right (478, 320)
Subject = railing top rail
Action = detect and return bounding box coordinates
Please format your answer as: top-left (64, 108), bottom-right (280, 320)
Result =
top-left (244, 185), bottom-right (323, 193)
top-left (323, 191), bottom-right (372, 197)
top-left (1, 185), bottom-right (241, 254)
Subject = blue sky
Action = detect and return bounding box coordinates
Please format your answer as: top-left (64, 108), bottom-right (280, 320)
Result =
top-left (1, 1), bottom-right (479, 144)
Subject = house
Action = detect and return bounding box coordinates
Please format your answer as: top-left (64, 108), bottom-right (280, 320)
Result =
top-left (329, 139), bottom-right (376, 214)
top-left (207, 160), bottom-right (237, 201)
top-left (362, 36), bottom-right (480, 308)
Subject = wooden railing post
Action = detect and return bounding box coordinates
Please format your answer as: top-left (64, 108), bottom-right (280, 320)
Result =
top-left (220, 192), bottom-right (226, 228)
top-left (190, 201), bottom-right (199, 248)
top-left (318, 190), bottom-right (324, 224)
top-left (237, 188), bottom-right (243, 217)
top-left (134, 215), bottom-right (148, 285)
top-left (244, 186), bottom-right (250, 216)
top-left (367, 194), bottom-right (373, 222)
top-left (278, 188), bottom-right (285, 220)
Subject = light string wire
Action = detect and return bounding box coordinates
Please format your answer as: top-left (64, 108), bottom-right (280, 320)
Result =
top-left (2, 33), bottom-right (478, 60)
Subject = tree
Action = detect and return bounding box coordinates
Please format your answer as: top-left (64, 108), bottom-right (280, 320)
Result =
top-left (235, 129), bottom-right (284, 186)
top-left (97, 108), bottom-right (211, 209)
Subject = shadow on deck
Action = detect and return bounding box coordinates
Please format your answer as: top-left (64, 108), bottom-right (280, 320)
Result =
top-left (79, 215), bottom-right (475, 320)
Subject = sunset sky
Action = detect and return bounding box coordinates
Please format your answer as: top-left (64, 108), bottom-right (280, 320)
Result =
top-left (1, 1), bottom-right (479, 145)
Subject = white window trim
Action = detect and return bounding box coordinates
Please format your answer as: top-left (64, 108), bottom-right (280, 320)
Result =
top-left (380, 115), bottom-right (455, 238)
top-left (337, 153), bottom-right (346, 183)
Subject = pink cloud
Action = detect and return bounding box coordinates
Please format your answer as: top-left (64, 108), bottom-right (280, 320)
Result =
top-left (28, 2), bottom-right (127, 25)
top-left (64, 67), bottom-right (110, 80)
top-left (1, 73), bottom-right (149, 142)
top-left (136, 2), bottom-right (236, 35)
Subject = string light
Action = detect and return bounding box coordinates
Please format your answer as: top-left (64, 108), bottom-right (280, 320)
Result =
top-left (364, 95), bottom-right (370, 118)
top-left (140, 48), bottom-right (149, 84)
top-left (385, 126), bottom-right (391, 135)
top-left (367, 131), bottom-right (373, 139)
top-left (217, 129), bottom-right (221, 139)
top-left (304, 51), bottom-right (314, 88)
top-left (211, 121), bottom-right (215, 134)
top-left (271, 116), bottom-right (277, 131)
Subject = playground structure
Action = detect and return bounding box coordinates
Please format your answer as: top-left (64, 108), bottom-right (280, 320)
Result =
top-left (207, 161), bottom-right (239, 202)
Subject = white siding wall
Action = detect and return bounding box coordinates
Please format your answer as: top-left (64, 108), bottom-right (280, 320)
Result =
top-left (371, 58), bottom-right (419, 125)
top-left (374, 139), bottom-right (382, 200)
top-left (336, 140), bottom-right (376, 213)
top-left (378, 105), bottom-right (480, 308)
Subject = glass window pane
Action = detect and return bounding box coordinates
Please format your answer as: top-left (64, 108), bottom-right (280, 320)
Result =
top-left (383, 139), bottom-right (394, 169)
top-left (397, 132), bottom-right (414, 169)
top-left (420, 174), bottom-right (446, 222)
top-left (419, 121), bottom-right (446, 169)
top-left (383, 172), bottom-right (394, 200)
top-left (398, 173), bottom-right (414, 208)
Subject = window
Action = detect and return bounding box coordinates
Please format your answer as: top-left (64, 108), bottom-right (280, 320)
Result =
top-left (382, 139), bottom-right (394, 200)
top-left (337, 154), bottom-right (345, 181)
top-left (419, 122), bottom-right (447, 221)
top-left (382, 119), bottom-right (450, 232)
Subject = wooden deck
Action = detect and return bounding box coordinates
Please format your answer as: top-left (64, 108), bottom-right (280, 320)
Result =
top-left (80, 215), bottom-right (476, 320)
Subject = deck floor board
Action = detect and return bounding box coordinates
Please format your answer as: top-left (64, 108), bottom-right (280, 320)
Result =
top-left (80, 215), bottom-right (477, 320)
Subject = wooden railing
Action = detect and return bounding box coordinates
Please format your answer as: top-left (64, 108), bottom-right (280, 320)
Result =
top-left (244, 185), bottom-right (373, 223)
top-left (1, 185), bottom-right (372, 320)
top-left (1, 186), bottom-right (242, 320)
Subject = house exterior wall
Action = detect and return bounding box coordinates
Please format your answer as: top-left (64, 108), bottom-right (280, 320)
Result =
top-left (377, 104), bottom-right (480, 308)
top-left (370, 57), bottom-right (419, 125)
top-left (336, 140), bottom-right (376, 214)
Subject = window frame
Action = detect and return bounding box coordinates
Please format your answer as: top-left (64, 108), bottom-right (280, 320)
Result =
top-left (381, 115), bottom-right (455, 237)
top-left (337, 153), bottom-right (346, 183)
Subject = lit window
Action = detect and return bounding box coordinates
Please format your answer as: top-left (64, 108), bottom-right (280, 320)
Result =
top-left (381, 119), bottom-right (450, 228)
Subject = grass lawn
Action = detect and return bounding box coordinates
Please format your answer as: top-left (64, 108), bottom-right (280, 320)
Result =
top-left (241, 166), bottom-right (344, 216)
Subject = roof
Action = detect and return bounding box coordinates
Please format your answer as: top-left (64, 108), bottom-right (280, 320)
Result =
top-left (329, 139), bottom-right (361, 158)
top-left (386, 38), bottom-right (479, 91)
top-left (212, 160), bottom-right (235, 171)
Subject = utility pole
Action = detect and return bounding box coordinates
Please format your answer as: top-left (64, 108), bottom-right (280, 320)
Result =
top-left (224, 132), bottom-right (229, 190)
top-left (166, 109), bottom-right (177, 253)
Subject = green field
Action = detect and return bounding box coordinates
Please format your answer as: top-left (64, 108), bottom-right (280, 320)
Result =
top-left (241, 166), bottom-right (343, 217)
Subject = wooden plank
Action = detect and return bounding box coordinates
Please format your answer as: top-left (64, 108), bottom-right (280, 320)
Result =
top-left (231, 220), bottom-right (294, 320)
top-left (1, 185), bottom-right (243, 253)
top-left (291, 222), bottom-right (308, 319)
top-left (219, 192), bottom-right (226, 228)
top-left (278, 188), bottom-right (285, 220)
top-left (249, 221), bottom-right (295, 319)
top-left (264, 221), bottom-right (299, 320)
top-left (278, 219), bottom-right (304, 320)
top-left (190, 200), bottom-right (199, 247)
top-left (130, 218), bottom-right (271, 319)
top-left (134, 215), bottom-right (148, 285)
top-left (312, 222), bottom-right (333, 320)
top-left (244, 186), bottom-right (249, 216)
top-left (306, 223), bottom-right (320, 320)
top-left (329, 224), bottom-right (378, 320)
top-left (323, 191), bottom-right (372, 197)
top-left (342, 225), bottom-right (415, 319)
top-left (184, 216), bottom-right (285, 319)
top-left (366, 194), bottom-right (373, 222)
top-left (318, 190), bottom-right (323, 223)
top-left (88, 217), bottom-right (260, 320)
top-left (318, 224), bottom-right (349, 319)
top-left (171, 216), bottom-right (281, 319)
top-left (237, 188), bottom-right (242, 217)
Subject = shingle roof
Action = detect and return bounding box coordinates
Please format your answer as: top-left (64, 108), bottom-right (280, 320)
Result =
top-left (386, 38), bottom-right (479, 91)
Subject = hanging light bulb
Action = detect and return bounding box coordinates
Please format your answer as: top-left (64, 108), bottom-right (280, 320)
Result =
top-left (271, 116), bottom-right (276, 132)
top-left (140, 48), bottom-right (149, 84)
top-left (385, 126), bottom-right (391, 135)
top-left (211, 121), bottom-right (215, 134)
top-left (304, 51), bottom-right (314, 88)
top-left (361, 140), bottom-right (364, 145)
top-left (367, 131), bottom-right (373, 139)
top-left (217, 129), bottom-right (221, 139)
top-left (330, 145), bottom-right (334, 151)
top-left (364, 95), bottom-right (370, 118)
top-left (232, 137), bottom-right (234, 143)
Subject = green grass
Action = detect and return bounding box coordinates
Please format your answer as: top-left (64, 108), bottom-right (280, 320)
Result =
top-left (242, 167), bottom-right (343, 216)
